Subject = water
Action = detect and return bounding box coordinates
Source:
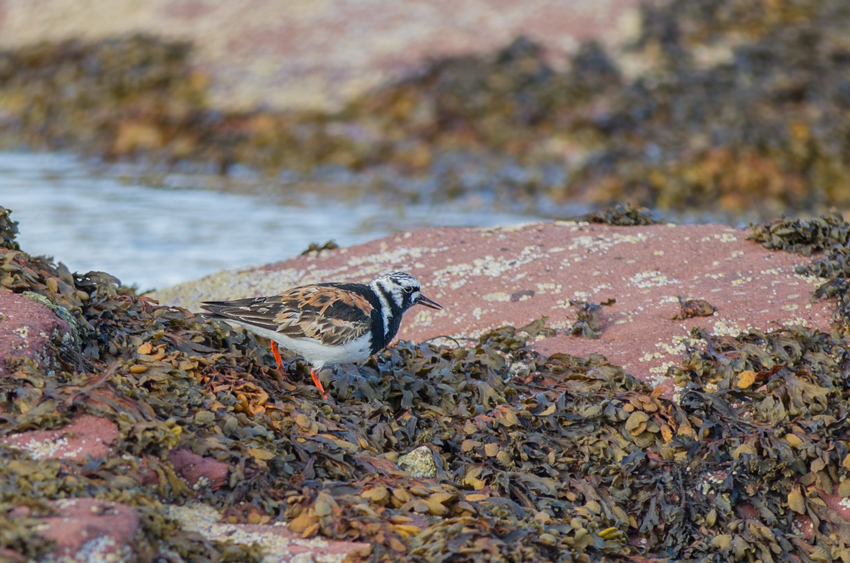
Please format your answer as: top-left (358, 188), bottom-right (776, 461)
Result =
top-left (0, 152), bottom-right (536, 291)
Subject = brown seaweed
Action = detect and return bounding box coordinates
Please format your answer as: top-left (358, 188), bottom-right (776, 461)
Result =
top-left (6, 212), bottom-right (850, 561)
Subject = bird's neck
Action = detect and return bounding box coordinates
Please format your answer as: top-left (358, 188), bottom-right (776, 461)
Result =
top-left (370, 281), bottom-right (405, 348)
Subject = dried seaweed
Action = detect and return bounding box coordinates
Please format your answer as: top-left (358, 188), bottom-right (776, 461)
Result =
top-left (748, 214), bottom-right (850, 256)
top-left (586, 204), bottom-right (658, 226)
top-left (300, 240), bottom-right (340, 256)
top-left (671, 297), bottom-right (717, 320)
top-left (0, 207), bottom-right (20, 251)
top-left (570, 299), bottom-right (615, 339)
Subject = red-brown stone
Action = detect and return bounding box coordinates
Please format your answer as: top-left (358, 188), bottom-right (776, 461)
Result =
top-left (29, 499), bottom-right (139, 562)
top-left (168, 447), bottom-right (230, 490)
top-left (0, 289), bottom-right (70, 376)
top-left (1, 414), bottom-right (117, 461)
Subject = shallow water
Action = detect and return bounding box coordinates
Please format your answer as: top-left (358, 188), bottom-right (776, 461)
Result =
top-left (0, 152), bottom-right (537, 291)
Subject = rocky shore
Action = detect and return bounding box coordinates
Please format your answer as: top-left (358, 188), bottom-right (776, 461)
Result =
top-left (3, 0), bottom-right (850, 560)
top-left (5, 206), bottom-right (850, 561)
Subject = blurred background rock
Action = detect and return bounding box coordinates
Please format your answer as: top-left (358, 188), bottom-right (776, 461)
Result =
top-left (1, 0), bottom-right (849, 288)
top-left (0, 0), bottom-right (640, 112)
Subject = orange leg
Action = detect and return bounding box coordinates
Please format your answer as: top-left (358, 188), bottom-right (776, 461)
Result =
top-left (270, 341), bottom-right (284, 371)
top-left (310, 368), bottom-right (328, 400)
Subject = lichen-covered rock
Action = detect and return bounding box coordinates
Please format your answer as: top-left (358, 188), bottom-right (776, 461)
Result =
top-left (398, 445), bottom-right (437, 478)
top-left (154, 222), bottom-right (833, 388)
top-left (0, 289), bottom-right (72, 377)
top-left (167, 503), bottom-right (370, 563)
top-left (1, 415), bottom-right (117, 461)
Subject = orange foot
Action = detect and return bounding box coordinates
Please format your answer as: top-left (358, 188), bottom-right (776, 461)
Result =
top-left (270, 342), bottom-right (287, 379)
top-left (310, 368), bottom-right (328, 400)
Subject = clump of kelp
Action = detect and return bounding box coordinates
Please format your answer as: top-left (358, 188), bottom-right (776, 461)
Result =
top-left (585, 204), bottom-right (659, 227)
top-left (5, 211), bottom-right (850, 562)
top-left (2, 0), bottom-right (850, 215)
top-left (751, 213), bottom-right (850, 330)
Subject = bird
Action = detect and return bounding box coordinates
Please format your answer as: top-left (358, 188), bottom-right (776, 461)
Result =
top-left (200, 272), bottom-right (442, 399)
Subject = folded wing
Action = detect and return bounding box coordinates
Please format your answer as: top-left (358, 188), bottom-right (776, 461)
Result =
top-left (202, 285), bottom-right (374, 347)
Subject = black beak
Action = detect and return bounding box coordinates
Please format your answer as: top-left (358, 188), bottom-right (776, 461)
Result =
top-left (416, 294), bottom-right (442, 310)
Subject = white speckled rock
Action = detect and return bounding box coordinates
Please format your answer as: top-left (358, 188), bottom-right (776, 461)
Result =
top-left (398, 445), bottom-right (438, 478)
top-left (153, 222), bottom-right (834, 390)
top-left (167, 503), bottom-right (370, 563)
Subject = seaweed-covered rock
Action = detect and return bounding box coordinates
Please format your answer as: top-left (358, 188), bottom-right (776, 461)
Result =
top-left (0, 0), bottom-right (639, 113)
top-left (7, 213), bottom-right (850, 561)
top-left (585, 204), bottom-right (658, 226)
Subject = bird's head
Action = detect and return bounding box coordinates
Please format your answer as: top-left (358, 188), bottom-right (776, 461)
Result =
top-left (371, 272), bottom-right (442, 314)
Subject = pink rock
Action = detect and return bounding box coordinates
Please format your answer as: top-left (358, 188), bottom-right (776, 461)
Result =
top-left (168, 448), bottom-right (231, 490)
top-left (0, 289), bottom-right (71, 376)
top-left (0, 0), bottom-right (645, 112)
top-left (236, 223), bottom-right (833, 389)
top-left (30, 499), bottom-right (139, 562)
top-left (1, 415), bottom-right (117, 461)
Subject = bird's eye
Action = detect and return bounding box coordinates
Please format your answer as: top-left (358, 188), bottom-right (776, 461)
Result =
top-left (404, 287), bottom-right (416, 294)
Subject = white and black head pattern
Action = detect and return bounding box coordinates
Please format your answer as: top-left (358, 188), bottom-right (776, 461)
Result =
top-left (372, 272), bottom-right (421, 310)
top-left (370, 272), bottom-right (442, 341)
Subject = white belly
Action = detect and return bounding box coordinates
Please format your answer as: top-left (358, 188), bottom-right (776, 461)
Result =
top-left (228, 321), bottom-right (373, 369)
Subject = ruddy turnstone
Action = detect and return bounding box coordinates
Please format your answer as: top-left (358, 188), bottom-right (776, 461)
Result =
top-left (200, 272), bottom-right (442, 398)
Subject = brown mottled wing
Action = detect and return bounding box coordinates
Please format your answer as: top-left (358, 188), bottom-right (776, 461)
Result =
top-left (202, 285), bottom-right (374, 346)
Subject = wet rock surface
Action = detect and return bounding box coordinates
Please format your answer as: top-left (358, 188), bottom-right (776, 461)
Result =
top-left (156, 221), bottom-right (834, 388)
